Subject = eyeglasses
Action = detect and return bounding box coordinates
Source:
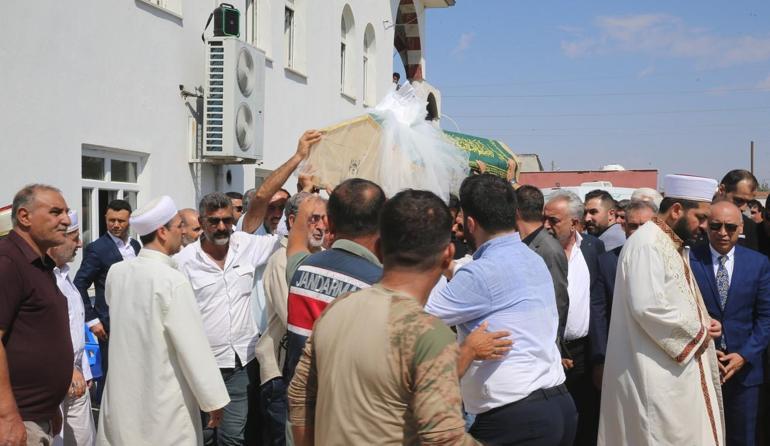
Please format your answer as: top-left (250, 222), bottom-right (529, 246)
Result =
top-left (708, 222), bottom-right (739, 233)
top-left (233, 206), bottom-right (244, 212)
top-left (206, 217), bottom-right (235, 226)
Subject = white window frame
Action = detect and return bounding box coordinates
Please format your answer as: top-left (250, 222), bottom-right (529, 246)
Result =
top-left (138, 0), bottom-right (183, 18)
top-left (284, 4), bottom-right (296, 69)
top-left (81, 147), bottom-right (145, 244)
top-left (246, 0), bottom-right (271, 58)
top-left (363, 24), bottom-right (376, 106)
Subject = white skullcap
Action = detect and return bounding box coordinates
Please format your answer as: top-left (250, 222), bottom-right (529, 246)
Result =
top-left (67, 210), bottom-right (80, 233)
top-left (631, 187), bottom-right (663, 208)
top-left (130, 196), bottom-right (178, 236)
top-left (663, 174), bottom-right (718, 203)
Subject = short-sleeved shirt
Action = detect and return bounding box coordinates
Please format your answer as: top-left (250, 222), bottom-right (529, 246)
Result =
top-left (175, 231), bottom-right (282, 368)
top-left (0, 231), bottom-right (73, 421)
top-left (287, 285), bottom-right (479, 445)
top-left (283, 239), bottom-right (382, 379)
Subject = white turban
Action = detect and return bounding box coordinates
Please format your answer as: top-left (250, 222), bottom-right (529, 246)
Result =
top-left (130, 196), bottom-right (178, 236)
top-left (663, 174), bottom-right (718, 203)
top-left (67, 210), bottom-right (79, 233)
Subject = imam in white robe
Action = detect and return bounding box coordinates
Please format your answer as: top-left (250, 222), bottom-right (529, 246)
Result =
top-left (599, 219), bottom-right (724, 446)
top-left (97, 249), bottom-right (229, 446)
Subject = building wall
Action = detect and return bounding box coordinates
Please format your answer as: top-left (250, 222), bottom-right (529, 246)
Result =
top-left (519, 170), bottom-right (659, 189)
top-left (0, 0), bottom-right (415, 213)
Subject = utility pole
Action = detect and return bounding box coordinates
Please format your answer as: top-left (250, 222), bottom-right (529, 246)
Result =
top-left (750, 141), bottom-right (755, 175)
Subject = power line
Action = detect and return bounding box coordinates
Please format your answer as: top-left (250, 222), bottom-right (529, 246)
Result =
top-left (443, 87), bottom-right (770, 99)
top-left (451, 105), bottom-right (770, 118)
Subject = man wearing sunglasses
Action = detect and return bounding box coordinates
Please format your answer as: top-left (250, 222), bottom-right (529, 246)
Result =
top-left (690, 200), bottom-right (770, 446)
top-left (175, 130), bottom-right (323, 445)
top-left (716, 169), bottom-right (760, 252)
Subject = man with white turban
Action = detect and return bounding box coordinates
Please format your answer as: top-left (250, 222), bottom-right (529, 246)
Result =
top-left (96, 196), bottom-right (229, 446)
top-left (599, 174), bottom-right (725, 445)
top-left (48, 211), bottom-right (95, 446)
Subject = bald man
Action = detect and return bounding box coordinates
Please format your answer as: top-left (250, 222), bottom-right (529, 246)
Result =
top-left (179, 209), bottom-right (201, 247)
top-left (691, 201), bottom-right (770, 446)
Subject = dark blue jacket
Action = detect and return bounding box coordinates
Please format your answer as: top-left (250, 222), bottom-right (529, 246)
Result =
top-left (690, 243), bottom-right (770, 387)
top-left (589, 245), bottom-right (622, 364)
top-left (73, 234), bottom-right (140, 329)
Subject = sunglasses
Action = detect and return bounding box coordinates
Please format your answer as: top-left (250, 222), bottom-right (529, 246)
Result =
top-left (206, 216), bottom-right (235, 226)
top-left (708, 222), bottom-right (739, 233)
top-left (233, 206), bottom-right (244, 212)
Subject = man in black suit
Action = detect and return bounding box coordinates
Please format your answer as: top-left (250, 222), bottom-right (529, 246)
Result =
top-left (589, 199), bottom-right (656, 390)
top-left (516, 185), bottom-right (570, 343)
top-left (74, 199), bottom-right (140, 400)
top-left (717, 169), bottom-right (760, 251)
top-left (544, 189), bottom-right (605, 446)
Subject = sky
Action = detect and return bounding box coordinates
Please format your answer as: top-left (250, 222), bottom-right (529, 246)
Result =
top-left (414, 1), bottom-right (770, 186)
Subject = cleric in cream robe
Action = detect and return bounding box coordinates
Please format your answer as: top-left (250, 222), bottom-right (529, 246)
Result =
top-left (599, 175), bottom-right (726, 446)
top-left (96, 196), bottom-right (229, 446)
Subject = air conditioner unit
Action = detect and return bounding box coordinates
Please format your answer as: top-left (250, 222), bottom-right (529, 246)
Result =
top-left (204, 37), bottom-right (265, 162)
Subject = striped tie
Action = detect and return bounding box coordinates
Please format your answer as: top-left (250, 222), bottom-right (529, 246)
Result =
top-left (716, 255), bottom-right (729, 350)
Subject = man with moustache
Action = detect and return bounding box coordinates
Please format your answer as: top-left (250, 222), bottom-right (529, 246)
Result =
top-left (690, 201), bottom-right (770, 446)
top-left (0, 184), bottom-right (73, 445)
top-left (255, 192), bottom-right (327, 445)
top-left (175, 130), bottom-right (322, 445)
top-left (590, 200), bottom-right (657, 389)
top-left (584, 189), bottom-right (625, 251)
top-left (179, 208), bottom-right (202, 247)
top-left (599, 174), bottom-right (725, 446)
top-left (226, 192), bottom-right (245, 223)
top-left (48, 210), bottom-right (96, 446)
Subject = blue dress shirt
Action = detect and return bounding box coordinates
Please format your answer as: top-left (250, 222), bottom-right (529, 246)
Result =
top-left (426, 233), bottom-right (566, 414)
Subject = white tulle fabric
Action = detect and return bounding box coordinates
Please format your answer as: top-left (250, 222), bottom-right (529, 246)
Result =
top-left (370, 83), bottom-right (469, 202)
top-left (298, 83), bottom-right (469, 203)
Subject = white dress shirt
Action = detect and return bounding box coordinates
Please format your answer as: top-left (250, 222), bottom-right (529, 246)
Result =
top-left (108, 233), bottom-right (137, 261)
top-left (175, 231), bottom-right (282, 368)
top-left (709, 245), bottom-right (735, 286)
top-left (564, 232), bottom-right (591, 341)
top-left (54, 264), bottom-right (92, 380)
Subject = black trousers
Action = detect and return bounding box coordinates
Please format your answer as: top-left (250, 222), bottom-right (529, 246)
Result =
top-left (469, 385), bottom-right (577, 446)
top-left (564, 336), bottom-right (599, 446)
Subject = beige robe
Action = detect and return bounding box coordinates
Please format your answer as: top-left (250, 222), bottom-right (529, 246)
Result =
top-left (97, 249), bottom-right (230, 446)
top-left (599, 219), bottom-right (724, 446)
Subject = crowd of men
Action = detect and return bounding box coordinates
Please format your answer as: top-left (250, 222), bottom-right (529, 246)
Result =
top-left (2, 129), bottom-right (770, 446)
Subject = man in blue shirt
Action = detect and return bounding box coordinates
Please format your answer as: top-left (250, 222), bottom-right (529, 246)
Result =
top-left (426, 174), bottom-right (577, 446)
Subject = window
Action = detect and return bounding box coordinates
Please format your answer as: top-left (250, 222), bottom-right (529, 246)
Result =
top-left (363, 24), bottom-right (376, 105)
top-left (80, 148), bottom-right (144, 245)
top-left (284, 6), bottom-right (295, 68)
top-left (340, 5), bottom-right (355, 98)
top-left (246, 0), bottom-right (271, 55)
top-left (139, 0), bottom-right (182, 17)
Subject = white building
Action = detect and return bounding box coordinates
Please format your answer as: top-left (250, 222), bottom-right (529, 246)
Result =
top-left (0, 0), bottom-right (453, 246)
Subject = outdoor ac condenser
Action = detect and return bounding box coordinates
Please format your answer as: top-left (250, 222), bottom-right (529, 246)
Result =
top-left (203, 37), bottom-right (265, 162)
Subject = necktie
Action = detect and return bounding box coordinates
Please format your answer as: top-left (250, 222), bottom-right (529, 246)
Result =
top-left (716, 255), bottom-right (729, 350)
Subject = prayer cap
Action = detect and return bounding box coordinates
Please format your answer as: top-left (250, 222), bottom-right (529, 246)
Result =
top-left (663, 174), bottom-right (718, 203)
top-left (130, 196), bottom-right (178, 236)
top-left (67, 210), bottom-right (79, 233)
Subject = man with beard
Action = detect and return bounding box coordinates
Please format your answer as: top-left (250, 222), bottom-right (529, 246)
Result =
top-left (226, 192), bottom-right (245, 223)
top-left (590, 200), bottom-right (656, 389)
top-left (716, 170), bottom-right (760, 251)
top-left (254, 192), bottom-right (327, 445)
top-left (584, 189), bottom-right (625, 251)
top-left (599, 174), bottom-right (725, 446)
top-left (179, 208), bottom-right (201, 247)
top-left (175, 130), bottom-right (322, 445)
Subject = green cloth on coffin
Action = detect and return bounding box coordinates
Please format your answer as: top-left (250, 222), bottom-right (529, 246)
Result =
top-left (443, 130), bottom-right (519, 180)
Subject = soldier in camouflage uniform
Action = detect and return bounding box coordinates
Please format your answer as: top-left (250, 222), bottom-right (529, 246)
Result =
top-left (288, 189), bottom-right (485, 445)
